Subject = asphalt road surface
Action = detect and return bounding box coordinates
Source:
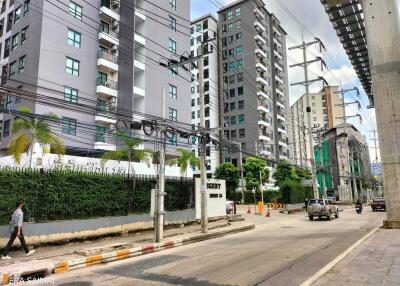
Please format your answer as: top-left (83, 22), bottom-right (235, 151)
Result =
top-left (51, 207), bottom-right (385, 286)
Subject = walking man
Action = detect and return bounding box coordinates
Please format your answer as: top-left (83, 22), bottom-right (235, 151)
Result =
top-left (1, 200), bottom-right (35, 260)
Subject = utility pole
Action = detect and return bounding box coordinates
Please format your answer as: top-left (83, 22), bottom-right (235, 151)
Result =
top-left (197, 45), bottom-right (208, 233)
top-left (233, 141), bottom-right (245, 204)
top-left (349, 142), bottom-right (359, 202)
top-left (154, 88), bottom-right (166, 242)
top-left (370, 130), bottom-right (379, 163)
top-left (334, 86), bottom-right (360, 203)
top-left (289, 37), bottom-right (328, 199)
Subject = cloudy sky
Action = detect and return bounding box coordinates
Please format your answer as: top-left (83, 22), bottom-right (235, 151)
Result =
top-left (190, 0), bottom-right (380, 162)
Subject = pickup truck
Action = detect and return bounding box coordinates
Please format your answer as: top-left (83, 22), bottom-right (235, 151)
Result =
top-left (307, 199), bottom-right (339, 221)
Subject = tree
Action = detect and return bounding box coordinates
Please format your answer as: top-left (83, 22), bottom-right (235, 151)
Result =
top-left (214, 162), bottom-right (240, 191)
top-left (101, 130), bottom-right (151, 176)
top-left (280, 179), bottom-right (305, 204)
top-left (8, 106), bottom-right (65, 166)
top-left (272, 160), bottom-right (298, 186)
top-left (168, 148), bottom-right (200, 176)
top-left (243, 157), bottom-right (269, 191)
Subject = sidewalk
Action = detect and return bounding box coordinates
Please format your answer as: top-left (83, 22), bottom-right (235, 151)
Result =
top-left (0, 219), bottom-right (254, 284)
top-left (313, 228), bottom-right (400, 286)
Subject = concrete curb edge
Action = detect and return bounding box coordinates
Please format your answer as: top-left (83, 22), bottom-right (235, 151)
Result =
top-left (1, 223), bottom-right (255, 284)
top-left (299, 225), bottom-right (381, 286)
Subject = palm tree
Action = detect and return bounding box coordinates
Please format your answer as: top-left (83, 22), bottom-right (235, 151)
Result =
top-left (169, 148), bottom-right (200, 176)
top-left (101, 130), bottom-right (151, 176)
top-left (8, 106), bottom-right (65, 167)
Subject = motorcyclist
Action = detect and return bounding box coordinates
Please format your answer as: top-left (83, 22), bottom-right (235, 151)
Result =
top-left (355, 199), bottom-right (363, 212)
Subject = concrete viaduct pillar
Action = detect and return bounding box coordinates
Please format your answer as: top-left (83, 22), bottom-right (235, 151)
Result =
top-left (361, 0), bottom-right (400, 228)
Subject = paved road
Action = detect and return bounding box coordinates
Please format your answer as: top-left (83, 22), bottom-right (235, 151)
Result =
top-left (52, 208), bottom-right (385, 286)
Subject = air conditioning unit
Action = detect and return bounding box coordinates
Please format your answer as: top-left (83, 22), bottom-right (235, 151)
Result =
top-left (105, 82), bottom-right (111, 88)
top-left (112, 20), bottom-right (119, 30)
top-left (110, 97), bottom-right (117, 103)
top-left (111, 44), bottom-right (118, 52)
top-left (109, 124), bottom-right (116, 130)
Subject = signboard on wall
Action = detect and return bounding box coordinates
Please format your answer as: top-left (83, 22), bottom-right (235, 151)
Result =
top-left (195, 178), bottom-right (226, 219)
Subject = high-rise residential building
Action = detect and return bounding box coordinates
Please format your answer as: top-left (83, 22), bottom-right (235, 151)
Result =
top-left (217, 0), bottom-right (291, 170)
top-left (0, 0), bottom-right (190, 156)
top-left (190, 14), bottom-right (220, 178)
top-left (290, 86), bottom-right (342, 168)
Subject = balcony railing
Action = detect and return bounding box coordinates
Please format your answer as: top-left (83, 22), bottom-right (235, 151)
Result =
top-left (97, 77), bottom-right (118, 90)
top-left (98, 50), bottom-right (118, 64)
top-left (99, 25), bottom-right (118, 39)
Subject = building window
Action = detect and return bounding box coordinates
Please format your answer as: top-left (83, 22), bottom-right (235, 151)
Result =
top-left (227, 10), bottom-right (233, 19)
top-left (3, 120), bottom-right (10, 137)
top-left (169, 16), bottom-right (176, 31)
top-left (169, 84), bottom-right (177, 99)
top-left (227, 23), bottom-right (233, 32)
top-left (222, 24), bottom-right (226, 33)
top-left (20, 26), bottom-right (28, 44)
top-left (236, 32), bottom-right (242, 42)
top-left (67, 29), bottom-right (81, 48)
top-left (9, 61), bottom-right (16, 76)
top-left (96, 126), bottom-right (106, 142)
top-left (237, 73), bottom-right (243, 82)
top-left (14, 6), bottom-right (21, 23)
top-left (18, 55), bottom-right (25, 73)
top-left (235, 8), bottom-right (241, 16)
top-left (66, 57), bottom-right (79, 76)
top-left (238, 100), bottom-right (244, 109)
top-left (191, 111), bottom-right (195, 119)
top-left (239, 128), bottom-right (245, 138)
top-left (229, 75), bottom-right (235, 84)
top-left (190, 38), bottom-right (194, 46)
top-left (236, 20), bottom-right (241, 29)
top-left (236, 46), bottom-right (242, 56)
top-left (169, 0), bottom-right (176, 10)
top-left (231, 130), bottom-right (237, 139)
top-left (229, 88), bottom-right (235, 98)
top-left (64, 86), bottom-right (78, 103)
top-left (230, 116), bottom-right (236, 125)
top-left (169, 38), bottom-right (177, 54)
top-left (196, 23), bottom-right (201, 32)
top-left (170, 67), bottom-right (177, 76)
top-left (190, 27), bottom-right (194, 34)
top-left (61, 117), bottom-right (77, 135)
top-left (196, 35), bottom-right (201, 43)
top-left (228, 62), bottom-right (235, 72)
top-left (169, 133), bottom-right (177, 146)
top-left (238, 114), bottom-right (245, 124)
top-left (23, 0), bottom-right (29, 16)
top-left (238, 86), bottom-right (244, 96)
top-left (5, 95), bottom-right (13, 108)
top-left (227, 35), bottom-right (234, 44)
top-left (97, 98), bottom-right (107, 111)
top-left (11, 33), bottom-right (18, 50)
top-left (6, 12), bottom-right (13, 33)
top-left (69, 1), bottom-right (82, 20)
top-left (237, 59), bottom-right (243, 69)
top-left (204, 56), bottom-right (209, 66)
top-left (169, 108), bottom-right (177, 122)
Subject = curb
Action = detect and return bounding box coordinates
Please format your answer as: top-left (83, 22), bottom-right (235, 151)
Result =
top-left (1, 224), bottom-right (254, 284)
top-left (299, 225), bottom-right (381, 286)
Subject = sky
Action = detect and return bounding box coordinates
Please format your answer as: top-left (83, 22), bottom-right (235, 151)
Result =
top-left (190, 0), bottom-right (380, 162)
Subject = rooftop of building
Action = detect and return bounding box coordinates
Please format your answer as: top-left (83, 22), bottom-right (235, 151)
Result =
top-left (289, 85), bottom-right (340, 107)
top-left (191, 13), bottom-right (218, 25)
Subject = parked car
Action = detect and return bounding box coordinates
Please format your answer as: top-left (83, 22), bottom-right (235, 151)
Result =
top-left (307, 199), bottom-right (339, 220)
top-left (226, 200), bottom-right (234, 214)
top-left (371, 198), bottom-right (386, 211)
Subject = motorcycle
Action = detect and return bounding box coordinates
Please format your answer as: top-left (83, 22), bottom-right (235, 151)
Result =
top-left (356, 205), bottom-right (362, 214)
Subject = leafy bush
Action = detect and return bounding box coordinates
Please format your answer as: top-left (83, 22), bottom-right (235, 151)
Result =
top-left (279, 179), bottom-right (305, 204)
top-left (0, 168), bottom-right (193, 225)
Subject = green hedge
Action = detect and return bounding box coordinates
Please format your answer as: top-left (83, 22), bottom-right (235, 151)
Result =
top-left (0, 168), bottom-right (194, 225)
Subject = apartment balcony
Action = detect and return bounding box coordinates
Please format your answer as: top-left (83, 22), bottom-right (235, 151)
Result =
top-left (95, 113), bottom-right (117, 124)
top-left (277, 113), bottom-right (286, 121)
top-left (94, 141), bottom-right (116, 151)
top-left (257, 105), bottom-right (269, 114)
top-left (254, 20), bottom-right (266, 33)
top-left (257, 90), bottom-right (270, 100)
top-left (275, 74), bottom-right (284, 85)
top-left (134, 33), bottom-right (146, 46)
top-left (259, 133), bottom-right (271, 142)
top-left (273, 37), bottom-right (282, 49)
top-left (256, 76), bottom-right (269, 87)
top-left (275, 61), bottom-right (283, 72)
top-left (100, 0), bottom-right (120, 22)
top-left (277, 100), bottom-right (285, 109)
top-left (255, 48), bottom-right (267, 59)
top-left (273, 25), bottom-right (282, 37)
top-left (134, 10), bottom-right (146, 22)
top-left (134, 86), bottom-right (145, 97)
top-left (276, 87), bottom-right (284, 97)
top-left (260, 149), bottom-right (273, 157)
top-left (258, 118), bottom-right (270, 128)
top-left (99, 28), bottom-right (119, 46)
top-left (96, 78), bottom-right (118, 98)
top-left (256, 62), bottom-right (269, 74)
top-left (279, 140), bottom-right (287, 147)
top-left (134, 59), bottom-right (145, 72)
top-left (254, 7), bottom-right (265, 19)
top-left (280, 154), bottom-right (288, 160)
top-left (274, 50), bottom-right (283, 60)
top-left (254, 34), bottom-right (266, 46)
top-left (278, 126), bottom-right (287, 134)
top-left (98, 50), bottom-right (118, 73)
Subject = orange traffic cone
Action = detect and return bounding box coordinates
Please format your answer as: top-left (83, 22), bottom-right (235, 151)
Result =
top-left (247, 206), bottom-right (251, 214)
top-left (265, 208), bottom-right (271, 218)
